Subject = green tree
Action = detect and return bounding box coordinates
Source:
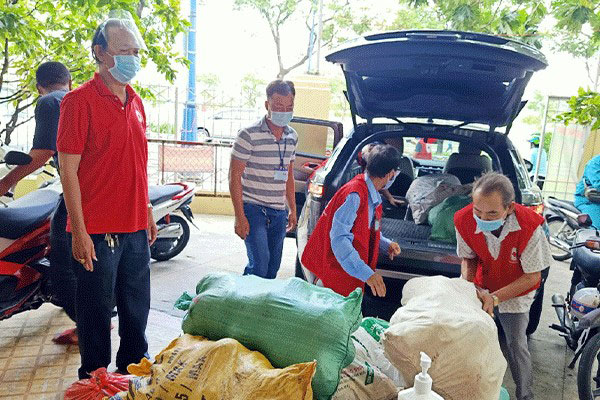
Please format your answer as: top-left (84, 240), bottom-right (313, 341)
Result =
top-left (395, 0), bottom-right (547, 48)
top-left (552, 0), bottom-right (600, 129)
top-left (0, 0), bottom-right (189, 144)
top-left (197, 72), bottom-right (221, 91)
top-left (233, 0), bottom-right (374, 78)
top-left (241, 73), bottom-right (266, 108)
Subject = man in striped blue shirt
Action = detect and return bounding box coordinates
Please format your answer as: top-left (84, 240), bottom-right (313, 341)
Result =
top-left (229, 80), bottom-right (298, 279)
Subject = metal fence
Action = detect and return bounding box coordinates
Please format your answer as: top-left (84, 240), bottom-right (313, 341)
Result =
top-left (2, 81), bottom-right (265, 195)
top-left (147, 138), bottom-right (232, 195)
top-left (540, 96), bottom-right (591, 201)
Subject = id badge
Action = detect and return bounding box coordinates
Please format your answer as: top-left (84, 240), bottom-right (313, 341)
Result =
top-left (374, 219), bottom-right (381, 231)
top-left (274, 167), bottom-right (288, 181)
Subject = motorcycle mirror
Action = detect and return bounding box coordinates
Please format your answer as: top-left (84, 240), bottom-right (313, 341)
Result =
top-left (3, 151), bottom-right (32, 166)
top-left (524, 159), bottom-right (533, 173)
top-left (578, 214), bottom-right (593, 228)
top-left (585, 240), bottom-right (600, 250)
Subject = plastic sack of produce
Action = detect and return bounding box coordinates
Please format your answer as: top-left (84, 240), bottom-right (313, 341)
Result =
top-left (175, 273), bottom-right (363, 400)
top-left (428, 195), bottom-right (472, 244)
top-left (383, 276), bottom-right (507, 400)
top-left (65, 367), bottom-right (131, 400)
top-left (107, 334), bottom-right (316, 400)
top-left (333, 334), bottom-right (399, 400)
top-left (406, 174), bottom-right (467, 224)
top-left (352, 317), bottom-right (404, 388)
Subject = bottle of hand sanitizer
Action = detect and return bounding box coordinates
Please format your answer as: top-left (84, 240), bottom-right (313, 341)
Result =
top-left (397, 352), bottom-right (444, 400)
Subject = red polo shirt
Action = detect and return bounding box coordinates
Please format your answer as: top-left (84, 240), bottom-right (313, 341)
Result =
top-left (57, 73), bottom-right (149, 234)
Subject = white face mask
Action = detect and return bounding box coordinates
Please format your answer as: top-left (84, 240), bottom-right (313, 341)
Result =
top-left (383, 170), bottom-right (400, 190)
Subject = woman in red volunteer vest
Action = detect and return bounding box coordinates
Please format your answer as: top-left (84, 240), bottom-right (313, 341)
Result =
top-left (454, 172), bottom-right (552, 400)
top-left (302, 144), bottom-right (402, 298)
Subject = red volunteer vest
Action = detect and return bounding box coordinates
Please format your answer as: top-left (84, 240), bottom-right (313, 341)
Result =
top-left (454, 203), bottom-right (544, 295)
top-left (302, 174), bottom-right (382, 296)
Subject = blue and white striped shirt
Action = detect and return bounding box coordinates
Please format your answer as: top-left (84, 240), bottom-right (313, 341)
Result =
top-left (231, 117), bottom-right (298, 210)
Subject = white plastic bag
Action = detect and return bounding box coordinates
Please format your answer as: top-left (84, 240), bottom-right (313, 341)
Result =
top-left (333, 335), bottom-right (399, 400)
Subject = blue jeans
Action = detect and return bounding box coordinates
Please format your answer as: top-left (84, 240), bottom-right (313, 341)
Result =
top-left (70, 230), bottom-right (151, 379)
top-left (243, 203), bottom-right (288, 279)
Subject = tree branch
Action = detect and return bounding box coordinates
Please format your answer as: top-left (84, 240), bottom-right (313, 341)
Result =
top-left (0, 89), bottom-right (24, 102)
top-left (1, 98), bottom-right (36, 145)
top-left (0, 39), bottom-right (9, 93)
top-left (137, 0), bottom-right (146, 18)
top-left (279, 53), bottom-right (310, 79)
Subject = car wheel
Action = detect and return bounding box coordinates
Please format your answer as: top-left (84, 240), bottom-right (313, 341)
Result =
top-left (295, 256), bottom-right (306, 280)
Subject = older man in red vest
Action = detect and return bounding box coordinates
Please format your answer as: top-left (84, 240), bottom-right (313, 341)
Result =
top-left (302, 144), bottom-right (402, 298)
top-left (454, 172), bottom-right (551, 400)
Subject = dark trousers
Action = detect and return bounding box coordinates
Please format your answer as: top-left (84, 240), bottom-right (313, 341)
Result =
top-left (48, 197), bottom-right (77, 322)
top-left (70, 230), bottom-right (151, 379)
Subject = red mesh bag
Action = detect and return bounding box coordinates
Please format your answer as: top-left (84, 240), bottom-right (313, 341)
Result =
top-left (64, 368), bottom-right (132, 400)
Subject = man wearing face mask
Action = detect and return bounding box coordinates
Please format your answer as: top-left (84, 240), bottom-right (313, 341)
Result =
top-left (454, 172), bottom-right (551, 400)
top-left (301, 144), bottom-right (402, 298)
top-left (56, 11), bottom-right (157, 379)
top-left (229, 80), bottom-right (298, 279)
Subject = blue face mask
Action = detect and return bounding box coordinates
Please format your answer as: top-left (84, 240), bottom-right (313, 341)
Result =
top-left (108, 54), bottom-right (141, 84)
top-left (269, 111), bottom-right (293, 127)
top-left (383, 170), bottom-right (400, 190)
top-left (474, 213), bottom-right (505, 232)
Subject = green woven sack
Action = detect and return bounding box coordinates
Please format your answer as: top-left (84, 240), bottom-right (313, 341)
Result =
top-left (428, 194), bottom-right (472, 243)
top-left (175, 273), bottom-right (363, 400)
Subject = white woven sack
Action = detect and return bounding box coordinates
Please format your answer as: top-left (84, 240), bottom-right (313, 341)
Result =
top-left (382, 276), bottom-right (507, 400)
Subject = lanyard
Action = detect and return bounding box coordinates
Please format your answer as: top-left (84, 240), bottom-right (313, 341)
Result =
top-left (276, 138), bottom-right (287, 168)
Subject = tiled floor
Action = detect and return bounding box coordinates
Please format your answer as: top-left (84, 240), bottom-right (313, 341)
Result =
top-left (0, 303), bottom-right (182, 400)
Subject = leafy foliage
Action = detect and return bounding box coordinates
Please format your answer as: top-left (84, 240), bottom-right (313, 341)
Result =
top-left (557, 87), bottom-right (600, 130)
top-left (0, 0), bottom-right (189, 144)
top-left (552, 0), bottom-right (600, 128)
top-left (396, 0), bottom-right (547, 48)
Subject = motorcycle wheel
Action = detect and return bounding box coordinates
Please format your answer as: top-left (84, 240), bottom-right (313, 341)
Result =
top-left (577, 332), bottom-right (600, 400)
top-left (150, 215), bottom-right (191, 262)
top-left (547, 216), bottom-right (574, 261)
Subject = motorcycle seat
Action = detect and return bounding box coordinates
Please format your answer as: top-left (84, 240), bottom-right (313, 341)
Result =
top-left (0, 188), bottom-right (61, 240)
top-left (548, 197), bottom-right (581, 214)
top-left (148, 185), bottom-right (182, 206)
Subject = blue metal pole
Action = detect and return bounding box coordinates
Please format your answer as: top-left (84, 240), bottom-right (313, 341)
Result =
top-left (181, 0), bottom-right (197, 141)
top-left (306, 3), bottom-right (317, 74)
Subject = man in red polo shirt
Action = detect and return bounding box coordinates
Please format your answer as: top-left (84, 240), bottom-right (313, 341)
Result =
top-left (454, 172), bottom-right (551, 400)
top-left (57, 12), bottom-right (157, 379)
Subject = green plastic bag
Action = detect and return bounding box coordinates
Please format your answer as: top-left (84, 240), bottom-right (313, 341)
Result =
top-left (176, 273), bottom-right (363, 400)
top-left (428, 195), bottom-right (472, 243)
top-left (359, 317), bottom-right (389, 343)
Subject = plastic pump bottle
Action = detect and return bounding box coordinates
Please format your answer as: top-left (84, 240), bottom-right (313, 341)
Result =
top-left (397, 352), bottom-right (444, 400)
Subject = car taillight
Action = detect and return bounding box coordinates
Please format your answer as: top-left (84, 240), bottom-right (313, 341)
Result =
top-left (308, 182), bottom-right (324, 198)
top-left (585, 240), bottom-right (600, 251)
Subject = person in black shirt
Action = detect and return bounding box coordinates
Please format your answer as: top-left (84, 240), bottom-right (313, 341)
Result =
top-left (0, 62), bottom-right (70, 194)
top-left (0, 62), bottom-right (78, 344)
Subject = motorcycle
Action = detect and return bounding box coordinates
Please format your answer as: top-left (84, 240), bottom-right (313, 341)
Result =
top-left (0, 151), bottom-right (198, 320)
top-left (0, 152), bottom-right (62, 320)
top-left (544, 196), bottom-right (581, 261)
top-left (550, 214), bottom-right (600, 399)
top-left (148, 182), bottom-right (198, 261)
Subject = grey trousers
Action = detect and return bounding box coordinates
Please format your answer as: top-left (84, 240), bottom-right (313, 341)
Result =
top-left (496, 311), bottom-right (534, 400)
